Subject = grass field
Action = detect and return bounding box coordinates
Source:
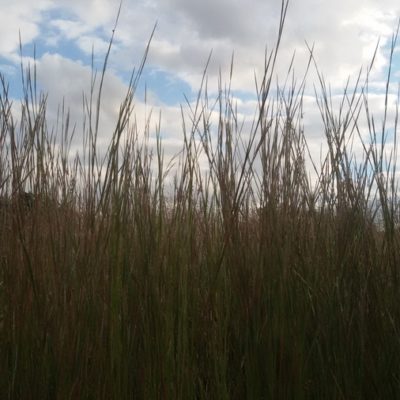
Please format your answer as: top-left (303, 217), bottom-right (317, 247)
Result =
top-left (1, 3), bottom-right (400, 398)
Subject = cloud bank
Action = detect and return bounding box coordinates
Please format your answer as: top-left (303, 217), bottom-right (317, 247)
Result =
top-left (0, 0), bottom-right (399, 182)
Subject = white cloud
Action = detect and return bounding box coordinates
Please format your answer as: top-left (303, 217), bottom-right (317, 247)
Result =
top-left (0, 0), bottom-right (52, 54)
top-left (49, 19), bottom-right (92, 41)
top-left (56, 0), bottom-right (120, 28)
top-left (76, 35), bottom-right (111, 55)
top-left (2, 0), bottom-right (400, 190)
top-left (34, 53), bottom-right (131, 145)
top-left (4, 0), bottom-right (399, 96)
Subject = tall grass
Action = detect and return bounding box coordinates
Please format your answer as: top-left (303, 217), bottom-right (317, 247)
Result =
top-left (1, 2), bottom-right (400, 398)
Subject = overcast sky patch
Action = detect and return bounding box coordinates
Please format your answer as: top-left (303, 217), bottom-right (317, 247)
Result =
top-left (1, 0), bottom-right (400, 180)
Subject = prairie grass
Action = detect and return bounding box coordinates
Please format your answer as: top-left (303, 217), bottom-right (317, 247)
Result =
top-left (1, 2), bottom-right (400, 398)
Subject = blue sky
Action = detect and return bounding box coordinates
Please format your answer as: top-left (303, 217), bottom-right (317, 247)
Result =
top-left (1, 0), bottom-right (400, 171)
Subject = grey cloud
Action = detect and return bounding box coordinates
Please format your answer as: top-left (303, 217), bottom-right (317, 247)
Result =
top-left (3, 0), bottom-right (400, 181)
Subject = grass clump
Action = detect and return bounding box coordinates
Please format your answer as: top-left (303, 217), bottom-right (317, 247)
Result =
top-left (1, 2), bottom-right (400, 398)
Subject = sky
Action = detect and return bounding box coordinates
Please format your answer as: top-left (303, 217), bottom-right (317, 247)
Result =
top-left (1, 0), bottom-right (400, 187)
